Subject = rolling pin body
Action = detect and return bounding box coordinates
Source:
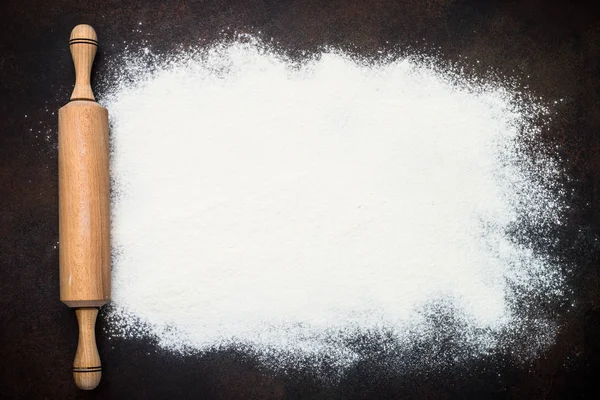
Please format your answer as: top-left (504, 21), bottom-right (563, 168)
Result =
top-left (58, 24), bottom-right (110, 390)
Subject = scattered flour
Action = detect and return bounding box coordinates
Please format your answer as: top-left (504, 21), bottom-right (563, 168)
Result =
top-left (102, 39), bottom-right (565, 370)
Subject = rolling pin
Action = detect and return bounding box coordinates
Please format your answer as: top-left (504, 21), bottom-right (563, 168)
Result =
top-left (58, 24), bottom-right (110, 390)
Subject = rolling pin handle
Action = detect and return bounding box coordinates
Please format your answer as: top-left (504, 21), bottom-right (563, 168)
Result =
top-left (69, 24), bottom-right (98, 102)
top-left (73, 308), bottom-right (102, 390)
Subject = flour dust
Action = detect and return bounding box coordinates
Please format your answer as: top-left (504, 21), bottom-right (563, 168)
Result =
top-left (102, 39), bottom-right (566, 372)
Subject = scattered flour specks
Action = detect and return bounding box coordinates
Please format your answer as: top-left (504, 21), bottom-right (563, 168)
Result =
top-left (102, 39), bottom-right (566, 371)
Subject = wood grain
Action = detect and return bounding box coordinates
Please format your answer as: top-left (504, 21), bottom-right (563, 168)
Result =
top-left (69, 24), bottom-right (97, 101)
top-left (73, 308), bottom-right (102, 390)
top-left (58, 24), bottom-right (110, 390)
top-left (58, 100), bottom-right (110, 307)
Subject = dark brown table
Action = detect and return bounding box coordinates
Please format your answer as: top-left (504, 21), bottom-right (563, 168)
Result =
top-left (1, 0), bottom-right (599, 398)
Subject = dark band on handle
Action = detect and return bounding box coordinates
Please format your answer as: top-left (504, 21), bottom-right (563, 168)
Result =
top-left (74, 367), bottom-right (102, 373)
top-left (69, 98), bottom-right (96, 102)
top-left (69, 38), bottom-right (98, 46)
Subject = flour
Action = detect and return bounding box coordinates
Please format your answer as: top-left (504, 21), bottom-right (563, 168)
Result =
top-left (102, 39), bottom-right (565, 370)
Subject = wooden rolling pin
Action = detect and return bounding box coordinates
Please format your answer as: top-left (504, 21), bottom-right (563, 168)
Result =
top-left (58, 24), bottom-right (110, 390)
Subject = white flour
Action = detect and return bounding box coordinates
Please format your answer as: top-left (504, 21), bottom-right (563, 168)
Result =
top-left (103, 39), bottom-right (565, 370)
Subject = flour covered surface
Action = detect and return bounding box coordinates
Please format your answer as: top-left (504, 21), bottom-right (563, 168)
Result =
top-left (103, 39), bottom-right (565, 371)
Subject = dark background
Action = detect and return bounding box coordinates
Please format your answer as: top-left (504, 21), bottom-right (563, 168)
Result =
top-left (1, 0), bottom-right (600, 398)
